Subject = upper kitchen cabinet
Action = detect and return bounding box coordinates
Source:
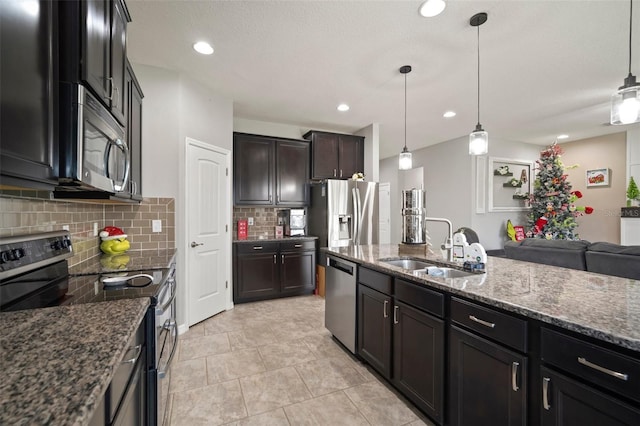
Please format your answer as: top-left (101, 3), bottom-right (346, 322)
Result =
top-left (233, 133), bottom-right (309, 206)
top-left (0, 0), bottom-right (59, 190)
top-left (303, 131), bottom-right (364, 180)
top-left (59, 0), bottom-right (130, 126)
top-left (126, 60), bottom-right (143, 200)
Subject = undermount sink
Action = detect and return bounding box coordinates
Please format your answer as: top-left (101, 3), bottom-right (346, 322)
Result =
top-left (380, 258), bottom-right (434, 270)
top-left (424, 266), bottom-right (474, 279)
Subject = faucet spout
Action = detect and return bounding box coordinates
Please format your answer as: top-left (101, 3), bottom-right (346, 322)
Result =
top-left (424, 217), bottom-right (453, 262)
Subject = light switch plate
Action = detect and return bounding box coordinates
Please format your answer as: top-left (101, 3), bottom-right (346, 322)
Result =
top-left (152, 220), bottom-right (162, 233)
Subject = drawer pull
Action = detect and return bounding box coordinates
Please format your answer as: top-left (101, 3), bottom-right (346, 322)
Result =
top-left (253, 246), bottom-right (263, 250)
top-left (122, 344), bottom-right (142, 364)
top-left (393, 305), bottom-right (399, 325)
top-left (273, 254), bottom-right (276, 264)
top-left (383, 300), bottom-right (389, 318)
top-left (469, 315), bottom-right (496, 329)
top-left (542, 377), bottom-right (551, 410)
top-left (511, 362), bottom-right (519, 391)
top-left (577, 357), bottom-right (629, 381)
top-left (294, 244), bottom-right (302, 248)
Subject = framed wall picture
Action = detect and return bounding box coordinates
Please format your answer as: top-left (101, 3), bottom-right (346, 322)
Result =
top-left (488, 157), bottom-right (534, 212)
top-left (586, 168), bottom-right (610, 187)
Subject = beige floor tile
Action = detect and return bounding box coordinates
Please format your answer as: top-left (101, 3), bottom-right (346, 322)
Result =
top-left (239, 367), bottom-right (312, 416)
top-left (407, 418), bottom-right (437, 426)
top-left (206, 348), bottom-right (266, 383)
top-left (170, 380), bottom-right (247, 426)
top-left (169, 358), bottom-right (208, 393)
top-left (283, 391), bottom-right (369, 425)
top-left (228, 324), bottom-right (279, 350)
top-left (179, 332), bottom-right (231, 360)
top-left (203, 313), bottom-right (253, 334)
top-left (180, 322), bottom-right (205, 340)
top-left (225, 408), bottom-right (290, 426)
top-left (302, 333), bottom-right (351, 359)
top-left (295, 356), bottom-right (368, 397)
top-left (271, 319), bottom-right (322, 342)
top-left (344, 381), bottom-right (419, 426)
top-left (258, 339), bottom-right (317, 370)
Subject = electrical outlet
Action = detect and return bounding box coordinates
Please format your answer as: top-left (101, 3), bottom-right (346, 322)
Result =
top-left (152, 220), bottom-right (162, 233)
top-left (62, 225), bottom-right (70, 231)
top-left (248, 217), bottom-right (254, 226)
top-left (93, 223), bottom-right (98, 237)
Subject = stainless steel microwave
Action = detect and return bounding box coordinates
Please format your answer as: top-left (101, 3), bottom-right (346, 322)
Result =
top-left (57, 83), bottom-right (130, 194)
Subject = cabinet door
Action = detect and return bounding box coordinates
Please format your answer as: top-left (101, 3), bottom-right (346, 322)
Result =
top-left (0, 0), bottom-right (58, 188)
top-left (393, 301), bottom-right (444, 424)
top-left (357, 284), bottom-right (392, 378)
top-left (126, 62), bottom-right (143, 200)
top-left (276, 140), bottom-right (309, 205)
top-left (338, 135), bottom-right (364, 179)
top-left (280, 250), bottom-right (316, 293)
top-left (310, 132), bottom-right (339, 179)
top-left (234, 134), bottom-right (274, 205)
top-left (110, 0), bottom-right (127, 125)
top-left (82, 0), bottom-right (110, 103)
top-left (235, 253), bottom-right (279, 302)
top-left (449, 325), bottom-right (527, 426)
top-left (540, 367), bottom-right (640, 426)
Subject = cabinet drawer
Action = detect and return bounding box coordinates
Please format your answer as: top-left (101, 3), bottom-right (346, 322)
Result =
top-left (109, 322), bottom-right (145, 422)
top-left (236, 242), bottom-right (279, 254)
top-left (358, 267), bottom-right (393, 295)
top-left (541, 328), bottom-right (640, 403)
top-left (451, 297), bottom-right (527, 352)
top-left (280, 240), bottom-right (315, 252)
top-left (395, 278), bottom-right (444, 318)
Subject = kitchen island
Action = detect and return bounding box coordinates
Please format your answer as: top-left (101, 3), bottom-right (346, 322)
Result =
top-left (0, 298), bottom-right (149, 425)
top-left (325, 244), bottom-right (640, 426)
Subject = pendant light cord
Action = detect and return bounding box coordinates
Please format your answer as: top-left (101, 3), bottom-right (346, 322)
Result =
top-left (404, 72), bottom-right (407, 150)
top-left (629, 0), bottom-right (634, 76)
top-left (477, 24), bottom-right (481, 126)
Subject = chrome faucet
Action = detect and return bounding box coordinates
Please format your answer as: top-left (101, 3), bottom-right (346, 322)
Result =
top-left (424, 217), bottom-right (453, 262)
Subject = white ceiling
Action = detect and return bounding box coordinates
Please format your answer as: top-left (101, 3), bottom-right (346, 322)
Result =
top-left (126, 0), bottom-right (640, 159)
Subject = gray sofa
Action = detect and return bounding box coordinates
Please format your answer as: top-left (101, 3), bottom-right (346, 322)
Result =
top-left (504, 239), bottom-right (640, 280)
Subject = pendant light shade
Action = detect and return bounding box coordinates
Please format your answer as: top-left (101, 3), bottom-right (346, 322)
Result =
top-left (469, 13), bottom-right (488, 156)
top-left (399, 65), bottom-right (413, 170)
top-left (611, 0), bottom-right (640, 125)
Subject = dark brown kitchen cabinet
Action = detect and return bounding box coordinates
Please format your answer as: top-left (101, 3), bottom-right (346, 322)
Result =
top-left (125, 60), bottom-right (143, 200)
top-left (0, 0), bottom-right (59, 190)
top-left (233, 240), bottom-right (316, 303)
top-left (303, 131), bottom-right (364, 180)
top-left (449, 325), bottom-right (527, 426)
top-left (59, 0), bottom-right (130, 125)
top-left (357, 283), bottom-right (393, 378)
top-left (233, 133), bottom-right (309, 206)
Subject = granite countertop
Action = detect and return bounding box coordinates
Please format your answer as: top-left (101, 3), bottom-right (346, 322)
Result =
top-left (234, 236), bottom-right (318, 243)
top-left (0, 298), bottom-right (149, 425)
top-left (69, 248), bottom-right (177, 275)
top-left (325, 244), bottom-right (640, 353)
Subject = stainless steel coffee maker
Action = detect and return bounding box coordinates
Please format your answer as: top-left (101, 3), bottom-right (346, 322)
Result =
top-left (401, 189), bottom-right (427, 244)
top-left (279, 209), bottom-right (307, 236)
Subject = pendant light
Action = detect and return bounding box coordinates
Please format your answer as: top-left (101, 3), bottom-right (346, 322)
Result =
top-left (399, 65), bottom-right (413, 170)
top-left (469, 12), bottom-right (488, 156)
top-left (611, 0), bottom-right (640, 125)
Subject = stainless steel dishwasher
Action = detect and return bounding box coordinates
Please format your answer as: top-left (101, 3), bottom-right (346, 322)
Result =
top-left (325, 255), bottom-right (357, 354)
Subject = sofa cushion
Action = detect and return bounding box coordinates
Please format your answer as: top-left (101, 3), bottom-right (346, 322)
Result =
top-left (587, 242), bottom-right (640, 256)
top-left (504, 239), bottom-right (589, 271)
top-left (585, 242), bottom-right (640, 280)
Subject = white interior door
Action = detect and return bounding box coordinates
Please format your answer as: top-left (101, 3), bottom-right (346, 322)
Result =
top-left (186, 139), bottom-right (230, 326)
top-left (379, 182), bottom-right (391, 244)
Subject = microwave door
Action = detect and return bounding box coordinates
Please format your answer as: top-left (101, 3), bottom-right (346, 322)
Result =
top-left (82, 120), bottom-right (115, 192)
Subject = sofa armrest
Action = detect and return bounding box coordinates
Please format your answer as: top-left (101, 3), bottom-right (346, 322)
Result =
top-left (504, 240), bottom-right (588, 270)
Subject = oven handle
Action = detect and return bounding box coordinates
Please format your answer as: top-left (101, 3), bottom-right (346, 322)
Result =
top-left (156, 277), bottom-right (176, 315)
top-left (158, 319), bottom-right (178, 379)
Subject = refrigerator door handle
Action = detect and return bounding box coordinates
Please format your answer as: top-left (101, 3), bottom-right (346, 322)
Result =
top-left (355, 188), bottom-right (363, 245)
top-left (351, 187), bottom-right (359, 244)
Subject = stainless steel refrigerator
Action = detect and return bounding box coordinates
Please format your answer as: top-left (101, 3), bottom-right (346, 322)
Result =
top-left (308, 180), bottom-right (379, 262)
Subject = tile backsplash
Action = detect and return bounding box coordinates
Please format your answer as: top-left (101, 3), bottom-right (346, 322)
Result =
top-left (233, 207), bottom-right (287, 239)
top-left (0, 196), bottom-right (175, 266)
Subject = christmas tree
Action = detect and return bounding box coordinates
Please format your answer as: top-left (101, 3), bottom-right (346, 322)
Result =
top-left (527, 142), bottom-right (593, 240)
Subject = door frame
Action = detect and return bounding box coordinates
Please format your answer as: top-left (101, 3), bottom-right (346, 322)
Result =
top-left (182, 137), bottom-right (232, 331)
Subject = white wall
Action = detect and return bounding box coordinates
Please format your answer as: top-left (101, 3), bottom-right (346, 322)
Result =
top-left (356, 123), bottom-right (380, 182)
top-left (133, 63), bottom-right (233, 329)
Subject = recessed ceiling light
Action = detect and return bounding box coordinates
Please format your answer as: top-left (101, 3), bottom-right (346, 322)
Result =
top-left (443, 111), bottom-right (456, 118)
top-left (337, 103), bottom-right (350, 112)
top-left (193, 41), bottom-right (214, 55)
top-left (419, 0), bottom-right (446, 18)
top-left (557, 134), bottom-right (569, 140)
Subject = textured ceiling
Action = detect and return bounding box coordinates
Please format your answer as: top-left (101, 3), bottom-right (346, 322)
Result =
top-left (126, 0), bottom-right (640, 159)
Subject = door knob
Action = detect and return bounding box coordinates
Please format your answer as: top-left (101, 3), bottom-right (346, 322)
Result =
top-left (190, 242), bottom-right (204, 248)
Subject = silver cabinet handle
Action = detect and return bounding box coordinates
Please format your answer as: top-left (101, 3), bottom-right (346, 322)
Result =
top-left (282, 254), bottom-right (285, 264)
top-left (253, 246), bottom-right (263, 250)
top-left (273, 254), bottom-right (276, 264)
top-left (191, 242), bottom-right (204, 248)
top-left (578, 357), bottom-right (629, 381)
top-left (333, 169), bottom-right (337, 177)
top-left (383, 300), bottom-right (389, 318)
top-left (294, 244), bottom-right (302, 248)
top-left (469, 315), bottom-right (496, 329)
top-left (543, 377), bottom-right (551, 410)
top-left (511, 362), bottom-right (519, 391)
top-left (122, 344), bottom-right (142, 364)
top-left (340, 169), bottom-right (343, 178)
top-left (393, 305), bottom-right (399, 324)
top-left (107, 77), bottom-right (115, 100)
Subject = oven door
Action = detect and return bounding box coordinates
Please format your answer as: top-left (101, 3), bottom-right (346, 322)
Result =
top-left (155, 272), bottom-right (177, 426)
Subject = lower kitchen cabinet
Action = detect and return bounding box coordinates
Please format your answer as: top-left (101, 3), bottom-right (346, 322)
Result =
top-left (449, 325), bottom-right (527, 426)
top-left (233, 240), bottom-right (316, 303)
top-left (393, 300), bottom-right (444, 424)
top-left (357, 283), bottom-right (392, 378)
top-left (540, 366), bottom-right (640, 425)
